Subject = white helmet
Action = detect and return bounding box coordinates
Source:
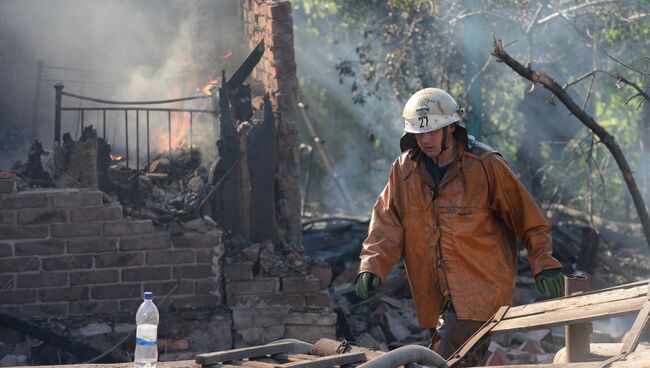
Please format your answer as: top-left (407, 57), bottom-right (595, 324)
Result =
top-left (402, 88), bottom-right (462, 134)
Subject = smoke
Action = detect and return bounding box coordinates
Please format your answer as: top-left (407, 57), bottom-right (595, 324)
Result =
top-left (294, 3), bottom-right (649, 225)
top-left (0, 0), bottom-right (246, 170)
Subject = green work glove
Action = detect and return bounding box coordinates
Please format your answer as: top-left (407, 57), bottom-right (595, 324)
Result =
top-left (355, 272), bottom-right (382, 299)
top-left (535, 269), bottom-right (565, 298)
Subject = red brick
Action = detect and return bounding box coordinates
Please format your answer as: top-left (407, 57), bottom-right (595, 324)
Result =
top-left (227, 293), bottom-right (305, 310)
top-left (285, 312), bottom-right (337, 326)
top-left (158, 338), bottom-right (191, 352)
top-left (232, 308), bottom-right (288, 329)
top-left (69, 300), bottom-right (118, 315)
top-left (227, 277), bottom-right (280, 296)
top-left (172, 265), bottom-right (213, 279)
top-left (92, 284), bottom-right (141, 299)
top-left (0, 211), bottom-right (15, 225)
top-left (195, 249), bottom-right (212, 263)
top-left (68, 238), bottom-right (117, 253)
top-left (0, 306), bottom-right (17, 317)
top-left (310, 263), bottom-right (332, 289)
top-left (171, 295), bottom-right (221, 310)
top-left (282, 276), bottom-right (321, 294)
top-left (0, 290), bottom-right (37, 304)
top-left (122, 266), bottom-right (171, 282)
top-left (0, 243), bottom-right (11, 257)
top-left (172, 233), bottom-right (220, 249)
top-left (18, 303), bottom-right (67, 319)
top-left (15, 239), bottom-right (65, 256)
top-left (50, 191), bottom-right (102, 208)
top-left (195, 279), bottom-right (217, 295)
top-left (69, 205), bottom-right (122, 222)
top-left (70, 270), bottom-right (118, 285)
top-left (0, 225), bottom-right (49, 240)
top-left (305, 292), bottom-right (332, 308)
top-left (0, 193), bottom-right (48, 209)
top-left (224, 262), bottom-right (253, 281)
top-left (17, 208), bottom-right (67, 225)
top-left (42, 255), bottom-right (92, 270)
top-left (144, 280), bottom-right (194, 296)
top-left (17, 272), bottom-right (68, 288)
top-left (104, 221), bottom-right (153, 236)
top-left (51, 223), bottom-right (102, 238)
top-left (0, 178), bottom-right (15, 194)
top-left (119, 299), bottom-right (142, 312)
top-left (268, 1), bottom-right (291, 19)
top-left (95, 252), bottom-right (143, 268)
top-left (120, 233), bottom-right (170, 251)
top-left (146, 250), bottom-right (194, 265)
top-left (39, 286), bottom-right (88, 302)
top-left (0, 257), bottom-right (39, 272)
top-left (270, 17), bottom-right (293, 35)
top-left (0, 274), bottom-right (14, 288)
top-left (270, 33), bottom-right (293, 48)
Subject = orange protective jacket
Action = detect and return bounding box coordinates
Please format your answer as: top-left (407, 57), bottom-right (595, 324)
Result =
top-left (358, 142), bottom-right (562, 328)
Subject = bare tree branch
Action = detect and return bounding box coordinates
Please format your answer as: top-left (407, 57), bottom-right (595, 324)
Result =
top-left (492, 37), bottom-right (650, 249)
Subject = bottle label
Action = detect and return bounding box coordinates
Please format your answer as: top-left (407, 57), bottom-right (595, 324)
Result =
top-left (136, 324), bottom-right (157, 346)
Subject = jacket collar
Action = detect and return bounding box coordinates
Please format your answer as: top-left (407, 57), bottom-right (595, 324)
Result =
top-left (405, 146), bottom-right (465, 189)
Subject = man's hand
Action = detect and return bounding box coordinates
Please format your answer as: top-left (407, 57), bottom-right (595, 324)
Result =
top-left (355, 272), bottom-right (382, 299)
top-left (535, 269), bottom-right (564, 298)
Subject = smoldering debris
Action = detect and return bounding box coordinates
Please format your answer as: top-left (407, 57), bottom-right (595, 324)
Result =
top-left (302, 214), bottom-right (650, 363)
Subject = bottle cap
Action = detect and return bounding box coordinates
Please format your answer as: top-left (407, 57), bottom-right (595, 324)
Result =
top-left (144, 291), bottom-right (153, 300)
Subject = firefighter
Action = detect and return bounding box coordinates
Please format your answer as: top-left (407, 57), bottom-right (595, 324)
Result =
top-left (356, 88), bottom-right (564, 363)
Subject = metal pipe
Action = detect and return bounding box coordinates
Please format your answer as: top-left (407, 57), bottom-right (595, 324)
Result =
top-left (125, 110), bottom-right (129, 168)
top-left (54, 83), bottom-right (63, 144)
top-left (189, 112), bottom-right (193, 153)
top-left (565, 275), bottom-right (591, 362)
top-left (81, 110), bottom-right (84, 132)
top-left (136, 110), bottom-right (140, 170)
top-left (31, 59), bottom-right (43, 141)
top-left (356, 345), bottom-right (448, 368)
top-left (146, 110), bottom-right (150, 168)
top-left (60, 91), bottom-right (209, 105)
top-left (102, 110), bottom-right (106, 139)
top-left (168, 111), bottom-right (172, 160)
top-left (61, 107), bottom-right (213, 113)
top-left (299, 143), bottom-right (314, 216)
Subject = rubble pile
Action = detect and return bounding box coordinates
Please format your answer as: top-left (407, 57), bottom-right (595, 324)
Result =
top-left (302, 215), bottom-right (650, 363)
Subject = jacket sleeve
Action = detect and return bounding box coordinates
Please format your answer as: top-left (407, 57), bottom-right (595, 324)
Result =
top-left (483, 154), bottom-right (562, 276)
top-left (358, 160), bottom-right (404, 281)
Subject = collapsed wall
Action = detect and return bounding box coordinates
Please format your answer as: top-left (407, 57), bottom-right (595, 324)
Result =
top-left (241, 0), bottom-right (302, 246)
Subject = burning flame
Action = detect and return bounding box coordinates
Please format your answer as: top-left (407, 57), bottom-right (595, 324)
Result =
top-left (110, 154), bottom-right (124, 161)
top-left (155, 111), bottom-right (192, 154)
top-left (197, 76), bottom-right (219, 96)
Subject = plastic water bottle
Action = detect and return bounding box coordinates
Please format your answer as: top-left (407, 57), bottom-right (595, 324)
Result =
top-left (134, 292), bottom-right (159, 368)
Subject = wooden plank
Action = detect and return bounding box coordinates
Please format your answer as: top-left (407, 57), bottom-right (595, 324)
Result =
top-left (271, 353), bottom-right (318, 363)
top-left (619, 298), bottom-right (650, 354)
top-left (504, 283), bottom-right (646, 319)
top-left (196, 342), bottom-right (309, 365)
top-left (493, 296), bottom-right (646, 332)
top-left (274, 352), bottom-right (366, 368)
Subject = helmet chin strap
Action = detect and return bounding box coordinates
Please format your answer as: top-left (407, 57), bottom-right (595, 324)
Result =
top-left (431, 125), bottom-right (449, 163)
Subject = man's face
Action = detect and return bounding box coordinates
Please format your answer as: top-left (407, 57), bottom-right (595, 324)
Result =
top-left (415, 124), bottom-right (455, 159)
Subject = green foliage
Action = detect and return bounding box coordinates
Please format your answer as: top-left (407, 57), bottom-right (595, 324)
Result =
top-left (294, 0), bottom-right (650, 221)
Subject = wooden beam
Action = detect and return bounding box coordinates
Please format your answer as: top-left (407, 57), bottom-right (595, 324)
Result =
top-left (503, 282), bottom-right (647, 319)
top-left (493, 296), bottom-right (646, 332)
top-left (274, 352), bottom-right (366, 368)
top-left (196, 342), bottom-right (311, 365)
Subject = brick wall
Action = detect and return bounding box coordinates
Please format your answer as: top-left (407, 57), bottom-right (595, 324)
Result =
top-left (0, 189), bottom-right (223, 320)
top-left (241, 0), bottom-right (302, 246)
top-left (225, 261), bottom-right (336, 345)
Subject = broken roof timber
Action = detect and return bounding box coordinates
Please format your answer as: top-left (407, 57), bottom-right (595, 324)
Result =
top-left (493, 280), bottom-right (648, 332)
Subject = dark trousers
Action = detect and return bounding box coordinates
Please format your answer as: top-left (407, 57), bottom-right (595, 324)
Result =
top-left (429, 308), bottom-right (489, 366)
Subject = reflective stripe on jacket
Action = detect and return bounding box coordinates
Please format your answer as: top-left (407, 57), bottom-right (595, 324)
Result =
top-left (358, 142), bottom-right (562, 327)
